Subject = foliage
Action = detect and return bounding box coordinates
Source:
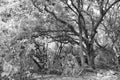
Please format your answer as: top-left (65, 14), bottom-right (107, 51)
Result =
top-left (0, 0), bottom-right (120, 79)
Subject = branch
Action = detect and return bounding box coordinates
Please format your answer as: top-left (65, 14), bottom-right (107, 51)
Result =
top-left (44, 5), bottom-right (80, 37)
top-left (67, 19), bottom-right (78, 24)
top-left (70, 0), bottom-right (79, 13)
top-left (63, 1), bottom-right (78, 15)
top-left (38, 29), bottom-right (71, 33)
top-left (67, 4), bottom-right (78, 15)
top-left (81, 10), bottom-right (94, 26)
top-left (30, 55), bottom-right (42, 70)
top-left (78, 11), bottom-right (88, 40)
top-left (32, 1), bottom-right (89, 46)
top-left (105, 0), bottom-right (120, 14)
top-left (66, 35), bottom-right (79, 45)
top-left (80, 10), bottom-right (94, 39)
top-left (91, 0), bottom-right (120, 40)
top-left (86, 2), bottom-right (91, 11)
top-left (76, 0), bottom-right (88, 39)
top-left (44, 5), bottom-right (58, 21)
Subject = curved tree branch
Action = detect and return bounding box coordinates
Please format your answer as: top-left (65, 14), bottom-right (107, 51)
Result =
top-left (91, 0), bottom-right (120, 41)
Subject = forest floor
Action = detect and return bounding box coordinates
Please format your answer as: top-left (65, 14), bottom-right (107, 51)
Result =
top-left (32, 69), bottom-right (120, 80)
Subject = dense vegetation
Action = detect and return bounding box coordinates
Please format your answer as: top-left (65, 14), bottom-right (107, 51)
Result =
top-left (0, 0), bottom-right (120, 80)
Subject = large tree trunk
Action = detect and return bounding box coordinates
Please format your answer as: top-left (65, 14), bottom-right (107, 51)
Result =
top-left (77, 0), bottom-right (85, 67)
top-left (87, 43), bottom-right (96, 69)
top-left (79, 34), bottom-right (85, 67)
top-left (89, 54), bottom-right (96, 69)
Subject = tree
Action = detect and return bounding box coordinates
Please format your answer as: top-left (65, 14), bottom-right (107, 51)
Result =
top-left (30, 0), bottom-right (120, 69)
top-left (1, 0), bottom-right (120, 79)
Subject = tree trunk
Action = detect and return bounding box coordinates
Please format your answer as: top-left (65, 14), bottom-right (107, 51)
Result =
top-left (89, 54), bottom-right (96, 69)
top-left (87, 43), bottom-right (96, 69)
top-left (79, 35), bottom-right (85, 67)
top-left (77, 2), bottom-right (85, 67)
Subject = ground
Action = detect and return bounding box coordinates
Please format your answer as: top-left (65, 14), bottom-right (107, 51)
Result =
top-left (31, 69), bottom-right (120, 80)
